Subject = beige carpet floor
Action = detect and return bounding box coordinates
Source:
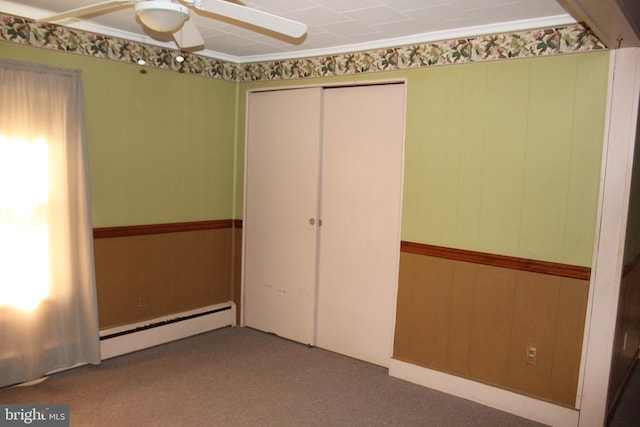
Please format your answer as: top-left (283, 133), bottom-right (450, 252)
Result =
top-left (0, 326), bottom-right (549, 426)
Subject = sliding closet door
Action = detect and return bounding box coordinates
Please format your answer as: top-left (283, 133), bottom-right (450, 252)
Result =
top-left (316, 84), bottom-right (405, 367)
top-left (243, 88), bottom-right (322, 345)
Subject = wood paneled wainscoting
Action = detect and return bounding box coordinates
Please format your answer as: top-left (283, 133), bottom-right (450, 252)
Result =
top-left (93, 220), bottom-right (240, 330)
top-left (393, 241), bottom-right (591, 408)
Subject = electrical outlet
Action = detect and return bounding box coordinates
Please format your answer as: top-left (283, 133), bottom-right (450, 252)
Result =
top-left (526, 345), bottom-right (538, 365)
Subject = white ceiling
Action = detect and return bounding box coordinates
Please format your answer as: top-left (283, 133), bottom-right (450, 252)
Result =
top-left (0, 0), bottom-right (575, 63)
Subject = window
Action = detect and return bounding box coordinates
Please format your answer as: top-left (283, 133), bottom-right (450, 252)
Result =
top-left (0, 137), bottom-right (50, 311)
top-left (0, 58), bottom-right (100, 388)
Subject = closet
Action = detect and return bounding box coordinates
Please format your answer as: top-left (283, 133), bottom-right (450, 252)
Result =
top-left (243, 83), bottom-right (405, 367)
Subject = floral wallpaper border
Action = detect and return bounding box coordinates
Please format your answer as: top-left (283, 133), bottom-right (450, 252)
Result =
top-left (1, 13), bottom-right (606, 82)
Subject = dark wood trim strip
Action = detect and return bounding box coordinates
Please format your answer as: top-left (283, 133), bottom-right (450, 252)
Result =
top-left (233, 219), bottom-right (243, 229)
top-left (94, 220), bottom-right (234, 239)
top-left (401, 241), bottom-right (591, 280)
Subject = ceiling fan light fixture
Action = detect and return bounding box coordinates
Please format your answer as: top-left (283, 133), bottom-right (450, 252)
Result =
top-left (135, 1), bottom-right (189, 33)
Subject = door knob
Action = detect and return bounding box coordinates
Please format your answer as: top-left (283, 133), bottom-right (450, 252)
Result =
top-left (309, 218), bottom-right (315, 225)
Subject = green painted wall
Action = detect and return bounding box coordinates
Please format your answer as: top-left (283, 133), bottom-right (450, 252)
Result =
top-left (403, 53), bottom-right (609, 266)
top-left (0, 43), bottom-right (237, 227)
top-left (238, 52), bottom-right (610, 267)
top-left (1, 41), bottom-right (609, 266)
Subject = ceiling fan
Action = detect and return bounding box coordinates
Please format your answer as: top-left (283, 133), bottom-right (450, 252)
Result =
top-left (37, 0), bottom-right (308, 49)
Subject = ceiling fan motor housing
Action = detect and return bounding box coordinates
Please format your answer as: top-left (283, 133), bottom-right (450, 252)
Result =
top-left (135, 1), bottom-right (189, 32)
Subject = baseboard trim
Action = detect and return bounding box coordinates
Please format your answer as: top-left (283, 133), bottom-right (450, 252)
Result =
top-left (99, 302), bottom-right (236, 360)
top-left (389, 359), bottom-right (579, 427)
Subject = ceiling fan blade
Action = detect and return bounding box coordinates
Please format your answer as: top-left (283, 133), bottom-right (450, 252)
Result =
top-left (173, 20), bottom-right (204, 49)
top-left (194, 0), bottom-right (307, 38)
top-left (37, 0), bottom-right (134, 23)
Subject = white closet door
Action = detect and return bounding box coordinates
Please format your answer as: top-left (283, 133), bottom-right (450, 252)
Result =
top-left (243, 88), bottom-right (322, 345)
top-left (316, 84), bottom-right (405, 367)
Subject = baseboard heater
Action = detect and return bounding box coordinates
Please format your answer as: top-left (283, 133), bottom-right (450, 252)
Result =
top-left (99, 302), bottom-right (236, 360)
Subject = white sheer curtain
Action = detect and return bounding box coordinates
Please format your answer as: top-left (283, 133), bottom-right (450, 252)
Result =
top-left (0, 58), bottom-right (100, 388)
